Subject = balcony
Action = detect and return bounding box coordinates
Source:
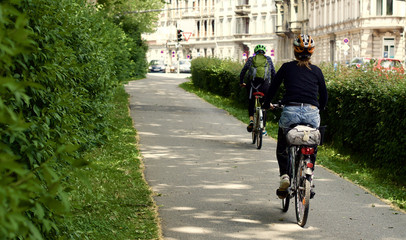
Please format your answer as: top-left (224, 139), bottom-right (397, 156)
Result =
top-left (289, 21), bottom-right (302, 34)
top-left (235, 5), bottom-right (251, 15)
top-left (233, 33), bottom-right (251, 41)
top-left (360, 16), bottom-right (405, 31)
top-left (276, 22), bottom-right (289, 37)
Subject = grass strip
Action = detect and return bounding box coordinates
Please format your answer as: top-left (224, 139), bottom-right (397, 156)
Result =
top-left (63, 85), bottom-right (161, 240)
top-left (180, 80), bottom-right (405, 212)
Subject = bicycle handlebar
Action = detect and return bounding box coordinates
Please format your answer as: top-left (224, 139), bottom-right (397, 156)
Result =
top-left (270, 103), bottom-right (284, 109)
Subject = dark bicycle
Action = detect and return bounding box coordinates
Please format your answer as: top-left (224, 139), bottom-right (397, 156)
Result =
top-left (273, 104), bottom-right (324, 227)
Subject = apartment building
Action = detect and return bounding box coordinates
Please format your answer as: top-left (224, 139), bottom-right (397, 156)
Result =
top-left (145, 0), bottom-right (406, 65)
top-left (144, 0), bottom-right (279, 66)
top-left (276, 0), bottom-right (406, 64)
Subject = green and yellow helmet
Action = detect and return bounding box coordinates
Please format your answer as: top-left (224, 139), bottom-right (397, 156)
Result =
top-left (254, 44), bottom-right (266, 54)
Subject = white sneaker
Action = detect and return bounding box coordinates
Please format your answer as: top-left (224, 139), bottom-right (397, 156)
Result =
top-left (279, 174), bottom-right (290, 190)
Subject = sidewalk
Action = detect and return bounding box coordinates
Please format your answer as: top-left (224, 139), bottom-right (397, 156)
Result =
top-left (126, 74), bottom-right (406, 240)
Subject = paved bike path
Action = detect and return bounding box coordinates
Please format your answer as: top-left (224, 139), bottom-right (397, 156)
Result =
top-left (125, 73), bottom-right (406, 240)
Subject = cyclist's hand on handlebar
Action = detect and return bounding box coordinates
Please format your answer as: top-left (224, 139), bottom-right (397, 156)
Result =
top-left (261, 102), bottom-right (274, 110)
top-left (269, 103), bottom-right (284, 110)
top-left (240, 83), bottom-right (246, 88)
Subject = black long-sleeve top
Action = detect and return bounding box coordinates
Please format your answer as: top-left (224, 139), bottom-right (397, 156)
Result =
top-left (264, 61), bottom-right (328, 110)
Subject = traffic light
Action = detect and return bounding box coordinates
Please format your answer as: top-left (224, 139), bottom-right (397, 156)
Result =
top-left (177, 29), bottom-right (183, 42)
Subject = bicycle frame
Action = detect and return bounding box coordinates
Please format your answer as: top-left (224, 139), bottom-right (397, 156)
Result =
top-left (252, 92), bottom-right (265, 149)
top-left (288, 145), bottom-right (314, 190)
top-left (254, 96), bottom-right (264, 129)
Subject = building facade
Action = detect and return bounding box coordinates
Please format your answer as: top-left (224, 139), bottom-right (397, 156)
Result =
top-left (144, 0), bottom-right (279, 66)
top-left (275, 0), bottom-right (406, 64)
top-left (145, 0), bottom-right (406, 65)
top-left (274, 0), bottom-right (310, 61)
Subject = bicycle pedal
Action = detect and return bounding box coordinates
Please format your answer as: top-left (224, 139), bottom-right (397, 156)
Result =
top-left (310, 190), bottom-right (316, 199)
top-left (276, 189), bottom-right (288, 199)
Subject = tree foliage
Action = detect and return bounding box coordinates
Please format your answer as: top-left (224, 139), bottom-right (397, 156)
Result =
top-left (1, 0), bottom-right (160, 238)
top-left (96, 0), bottom-right (164, 78)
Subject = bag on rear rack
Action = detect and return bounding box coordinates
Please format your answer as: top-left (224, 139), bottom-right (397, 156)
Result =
top-left (286, 125), bottom-right (321, 146)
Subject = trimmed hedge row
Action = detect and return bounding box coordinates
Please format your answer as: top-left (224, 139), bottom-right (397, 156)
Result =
top-left (1, 0), bottom-right (140, 238)
top-left (191, 57), bottom-right (245, 101)
top-left (322, 65), bottom-right (406, 176)
top-left (190, 57), bottom-right (406, 178)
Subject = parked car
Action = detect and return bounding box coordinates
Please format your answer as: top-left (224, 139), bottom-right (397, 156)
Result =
top-left (148, 60), bottom-right (166, 73)
top-left (178, 59), bottom-right (191, 73)
top-left (348, 57), bottom-right (375, 69)
top-left (170, 59), bottom-right (191, 73)
top-left (373, 58), bottom-right (404, 74)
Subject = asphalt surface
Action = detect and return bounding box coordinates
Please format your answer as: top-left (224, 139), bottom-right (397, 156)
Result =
top-left (125, 73), bottom-right (406, 240)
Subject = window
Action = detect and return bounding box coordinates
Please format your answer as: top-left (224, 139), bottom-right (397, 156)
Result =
top-left (228, 18), bottom-right (232, 35)
top-left (219, 19), bottom-right (223, 36)
top-left (376, 0), bottom-right (383, 15)
top-left (386, 0), bottom-right (393, 15)
top-left (383, 38), bottom-right (395, 58)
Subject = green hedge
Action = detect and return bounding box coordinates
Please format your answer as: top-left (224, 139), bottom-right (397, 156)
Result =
top-left (191, 57), bottom-right (248, 106)
top-left (190, 57), bottom-right (406, 178)
top-left (0, 0), bottom-right (140, 238)
top-left (322, 65), bottom-right (406, 177)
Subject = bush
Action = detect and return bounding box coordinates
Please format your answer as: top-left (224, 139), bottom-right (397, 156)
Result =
top-left (0, 0), bottom-right (139, 238)
top-left (191, 57), bottom-right (247, 105)
top-left (323, 66), bottom-right (406, 177)
top-left (190, 58), bottom-right (406, 179)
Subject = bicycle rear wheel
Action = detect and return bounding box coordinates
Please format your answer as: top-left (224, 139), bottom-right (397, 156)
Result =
top-left (256, 127), bottom-right (262, 149)
top-left (295, 162), bottom-right (311, 227)
top-left (255, 110), bottom-right (262, 149)
top-left (252, 110), bottom-right (257, 144)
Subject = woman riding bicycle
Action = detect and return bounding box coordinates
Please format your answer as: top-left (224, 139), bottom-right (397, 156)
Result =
top-left (240, 44), bottom-right (276, 136)
top-left (263, 34), bottom-right (328, 196)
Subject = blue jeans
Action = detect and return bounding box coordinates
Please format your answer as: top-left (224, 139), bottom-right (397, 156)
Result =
top-left (279, 105), bottom-right (320, 129)
top-left (277, 105), bottom-right (320, 176)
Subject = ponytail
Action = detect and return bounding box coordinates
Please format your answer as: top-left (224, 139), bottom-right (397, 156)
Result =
top-left (297, 59), bottom-right (312, 70)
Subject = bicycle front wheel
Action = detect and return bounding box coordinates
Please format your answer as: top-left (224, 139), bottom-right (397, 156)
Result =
top-left (295, 163), bottom-right (311, 227)
top-left (282, 193), bottom-right (290, 212)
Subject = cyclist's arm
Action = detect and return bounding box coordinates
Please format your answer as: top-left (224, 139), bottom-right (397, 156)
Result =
top-left (239, 57), bottom-right (253, 84)
top-left (266, 56), bottom-right (276, 81)
top-left (318, 73), bottom-right (328, 110)
top-left (264, 65), bottom-right (284, 107)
